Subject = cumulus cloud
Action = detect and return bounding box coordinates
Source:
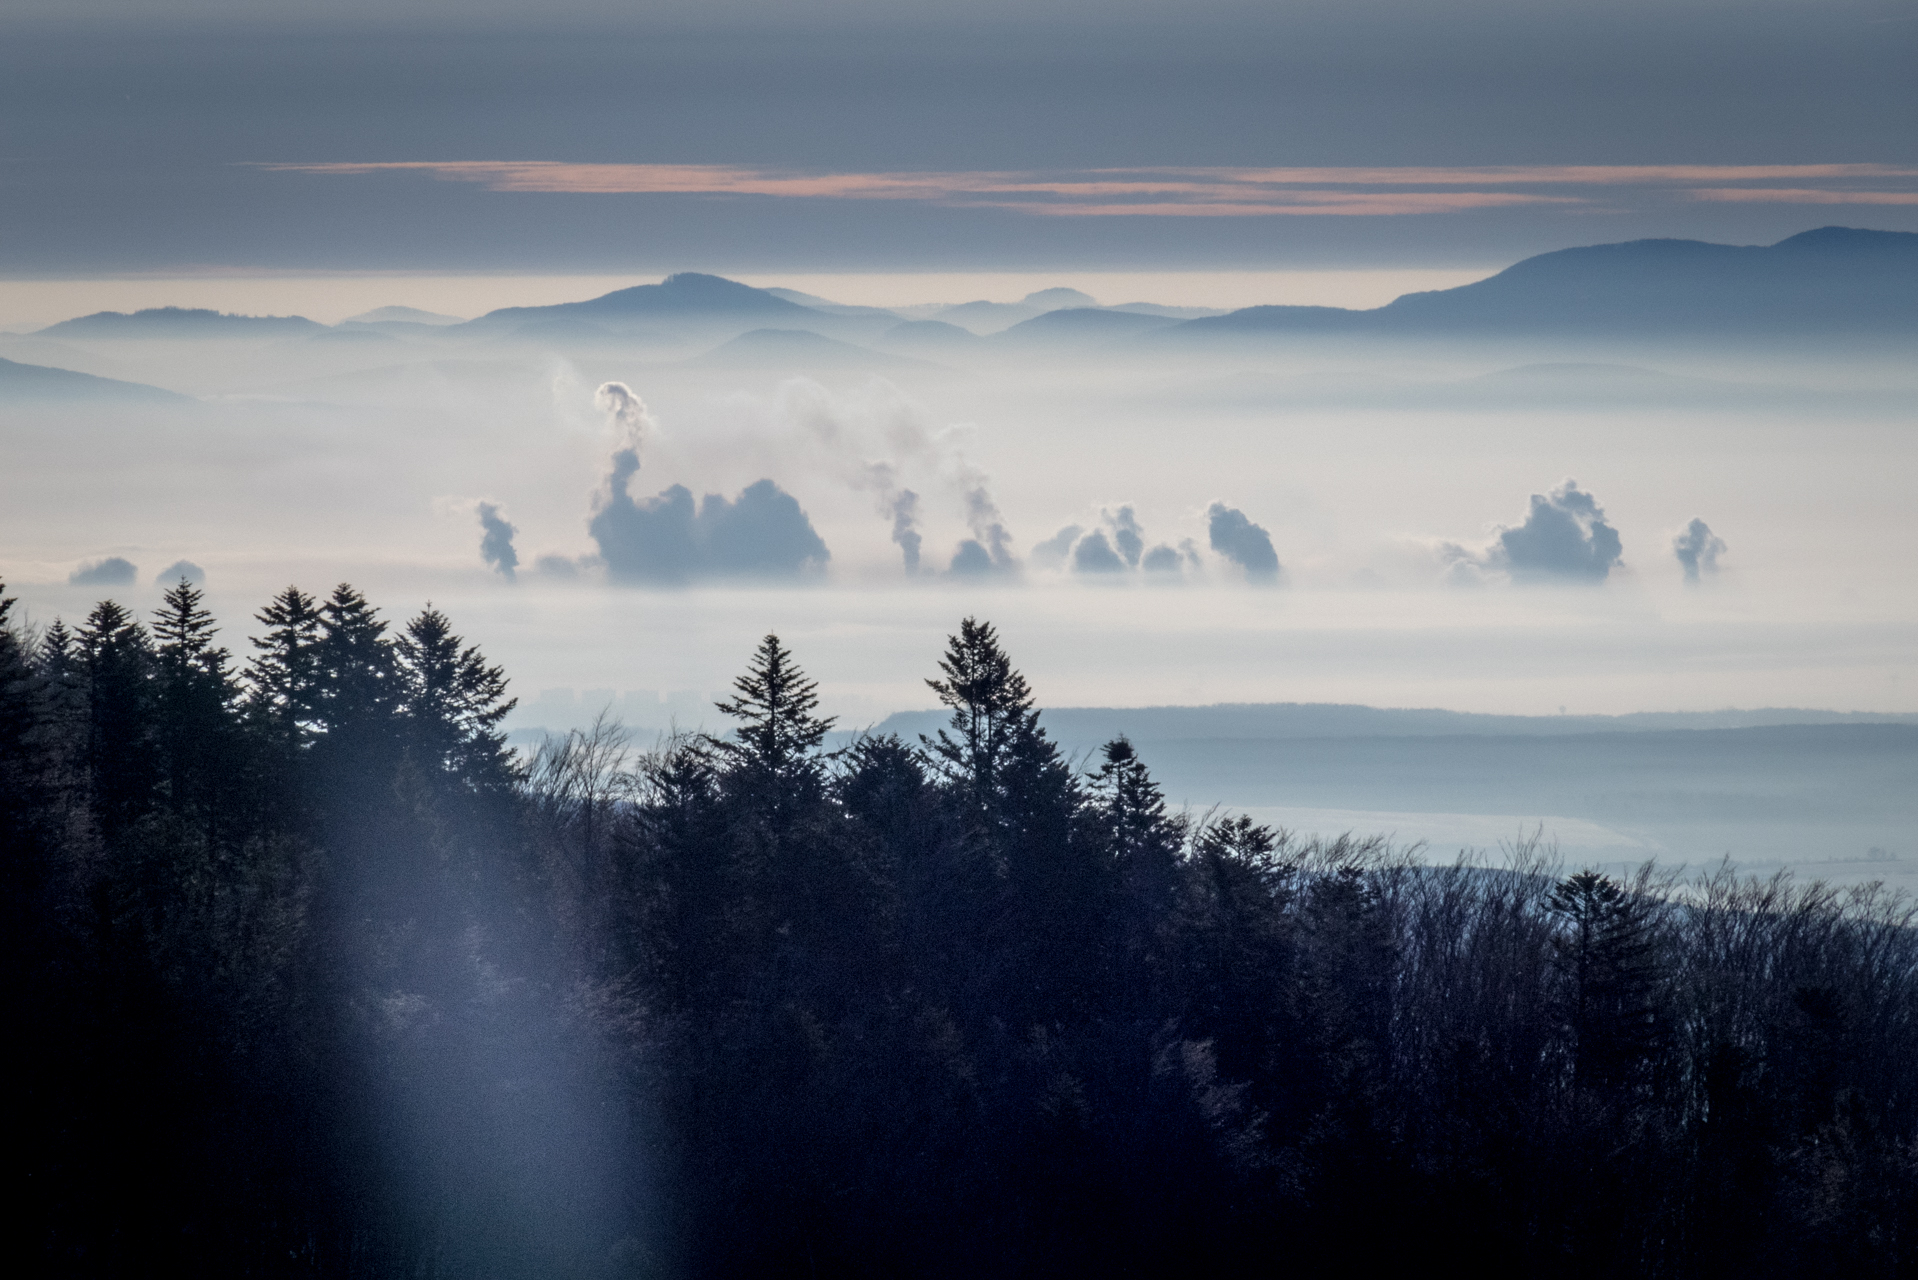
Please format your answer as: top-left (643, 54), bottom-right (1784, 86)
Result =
top-left (1037, 509), bottom-right (1204, 580)
top-left (590, 474), bottom-right (829, 584)
top-left (154, 559), bottom-right (205, 586)
top-left (1672, 517), bottom-right (1726, 582)
top-left (1142, 540), bottom-right (1203, 575)
top-left (1492, 479), bottom-right (1623, 582)
top-left (1072, 529), bottom-right (1127, 573)
top-left (1031, 525), bottom-right (1084, 570)
top-left (1207, 503), bottom-right (1281, 583)
top-left (534, 553), bottom-right (584, 579)
top-left (477, 502), bottom-right (519, 581)
top-left (583, 381), bottom-right (829, 583)
top-left (71, 557), bottom-right (136, 586)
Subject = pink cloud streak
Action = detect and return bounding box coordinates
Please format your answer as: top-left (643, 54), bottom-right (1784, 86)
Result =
top-left (256, 161), bottom-right (1917, 217)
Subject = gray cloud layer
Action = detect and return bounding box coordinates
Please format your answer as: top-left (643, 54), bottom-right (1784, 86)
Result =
top-left (5, 4), bottom-right (1911, 275)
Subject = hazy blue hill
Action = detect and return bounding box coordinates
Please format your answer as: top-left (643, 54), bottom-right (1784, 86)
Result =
top-left (0, 355), bottom-right (193, 402)
top-left (689, 327), bottom-right (943, 372)
top-left (867, 703), bottom-right (1918, 863)
top-left (1124, 724), bottom-right (1918, 828)
top-left (874, 319), bottom-right (989, 355)
top-left (761, 288), bottom-right (904, 321)
top-left (994, 307), bottom-right (1179, 345)
top-left (1169, 303), bottom-right (1374, 334)
top-left (1022, 287), bottom-right (1098, 309)
top-left (929, 300), bottom-right (1042, 333)
top-left (499, 317), bottom-right (624, 348)
top-left (469, 272), bottom-right (818, 330)
top-left (1173, 227), bottom-right (1918, 337)
top-left (37, 307), bottom-right (327, 339)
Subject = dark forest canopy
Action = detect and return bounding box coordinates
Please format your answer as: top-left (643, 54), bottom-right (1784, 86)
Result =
top-left (4, 580), bottom-right (1918, 1277)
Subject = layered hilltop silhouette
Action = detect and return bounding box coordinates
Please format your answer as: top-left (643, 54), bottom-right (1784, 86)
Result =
top-left (1177, 226), bottom-right (1918, 337)
top-left (9, 227), bottom-right (1915, 394)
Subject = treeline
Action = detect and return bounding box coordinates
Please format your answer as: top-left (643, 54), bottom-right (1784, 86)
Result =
top-left (4, 583), bottom-right (1918, 1277)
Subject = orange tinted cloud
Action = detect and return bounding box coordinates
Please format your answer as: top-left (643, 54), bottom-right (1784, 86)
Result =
top-left (259, 161), bottom-right (1917, 216)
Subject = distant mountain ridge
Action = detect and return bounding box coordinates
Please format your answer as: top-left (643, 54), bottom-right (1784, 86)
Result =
top-left (466, 272), bottom-right (817, 331)
top-left (37, 307), bottom-right (325, 338)
top-left (1174, 227), bottom-right (1918, 338)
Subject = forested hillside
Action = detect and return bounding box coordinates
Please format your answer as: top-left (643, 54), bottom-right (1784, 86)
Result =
top-left (5, 583), bottom-right (1917, 1277)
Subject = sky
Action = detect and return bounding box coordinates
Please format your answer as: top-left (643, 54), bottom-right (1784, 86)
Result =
top-left (2, 0), bottom-right (1915, 768)
top-left (3, 0), bottom-right (1914, 278)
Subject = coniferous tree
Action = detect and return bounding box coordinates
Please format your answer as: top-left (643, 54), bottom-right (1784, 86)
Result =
top-left (245, 586), bottom-right (323, 752)
top-left (923, 616), bottom-right (1037, 805)
top-left (1549, 870), bottom-right (1664, 1091)
top-left (78, 599), bottom-right (159, 842)
top-left (713, 633), bottom-right (834, 801)
top-left (151, 579), bottom-right (240, 830)
top-left (394, 605), bottom-right (517, 789)
top-left (314, 583), bottom-right (397, 741)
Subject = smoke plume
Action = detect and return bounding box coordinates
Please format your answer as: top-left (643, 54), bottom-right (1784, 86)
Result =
top-left (950, 483), bottom-right (1017, 576)
top-left (1108, 506), bottom-right (1145, 568)
top-left (1206, 503), bottom-right (1281, 583)
top-left (1493, 479), bottom-right (1623, 582)
top-left (594, 381), bottom-right (653, 450)
top-left (589, 478), bottom-right (829, 583)
top-left (1072, 530), bottom-right (1127, 573)
top-left (1672, 517), bottom-right (1726, 581)
top-left (854, 460), bottom-right (924, 573)
top-left (477, 502), bottom-right (520, 581)
top-left (583, 381), bottom-right (829, 582)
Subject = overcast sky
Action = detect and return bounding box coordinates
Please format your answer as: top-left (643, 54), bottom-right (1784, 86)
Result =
top-left (4, 0), bottom-right (1913, 275)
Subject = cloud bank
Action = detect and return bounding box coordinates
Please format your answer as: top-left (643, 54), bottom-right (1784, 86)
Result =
top-left (70, 557), bottom-right (136, 586)
top-left (154, 559), bottom-right (205, 586)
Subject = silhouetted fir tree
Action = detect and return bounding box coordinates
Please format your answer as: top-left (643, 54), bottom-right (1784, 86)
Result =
top-left (924, 617), bottom-right (1094, 1024)
top-left (313, 582), bottom-right (398, 744)
top-left (151, 578), bottom-right (242, 833)
top-left (245, 585), bottom-right (323, 753)
top-left (1549, 869), bottom-right (1665, 1092)
top-left (923, 615), bottom-right (1037, 807)
top-left (12, 589), bottom-right (1918, 1276)
top-left (0, 583), bottom-right (55, 864)
top-left (77, 598), bottom-right (161, 844)
top-left (1089, 735), bottom-right (1184, 973)
top-left (394, 605), bottom-right (518, 789)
